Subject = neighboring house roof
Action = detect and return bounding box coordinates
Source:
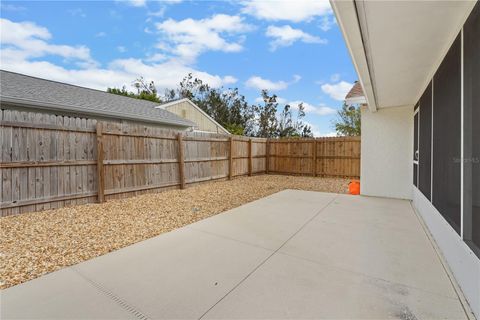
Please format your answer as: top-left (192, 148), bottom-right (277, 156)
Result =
top-left (345, 81), bottom-right (364, 99)
top-left (158, 98), bottom-right (230, 135)
top-left (345, 81), bottom-right (367, 106)
top-left (0, 70), bottom-right (195, 127)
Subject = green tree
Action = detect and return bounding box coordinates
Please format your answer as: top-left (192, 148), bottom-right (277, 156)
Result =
top-left (255, 90), bottom-right (279, 138)
top-left (108, 74), bottom-right (315, 138)
top-left (107, 77), bottom-right (162, 103)
top-left (333, 103), bottom-right (361, 136)
top-left (166, 74), bottom-right (255, 136)
top-left (277, 102), bottom-right (312, 138)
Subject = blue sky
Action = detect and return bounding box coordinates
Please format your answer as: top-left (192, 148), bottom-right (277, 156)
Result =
top-left (0, 0), bottom-right (356, 136)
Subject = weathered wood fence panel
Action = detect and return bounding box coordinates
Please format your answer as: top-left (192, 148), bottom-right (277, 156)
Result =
top-left (267, 137), bottom-right (361, 177)
top-left (1, 109), bottom-right (97, 216)
top-left (1, 109), bottom-right (359, 216)
top-left (101, 122), bottom-right (181, 200)
top-left (316, 137), bottom-right (361, 177)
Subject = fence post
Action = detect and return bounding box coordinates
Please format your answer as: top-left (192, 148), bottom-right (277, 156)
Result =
top-left (265, 139), bottom-right (270, 174)
top-left (248, 138), bottom-right (253, 176)
top-left (319, 138), bottom-right (324, 176)
top-left (229, 136), bottom-right (234, 180)
top-left (312, 139), bottom-right (317, 177)
top-left (177, 133), bottom-right (185, 189)
top-left (96, 122), bottom-right (105, 203)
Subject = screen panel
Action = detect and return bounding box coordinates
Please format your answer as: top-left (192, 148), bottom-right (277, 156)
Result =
top-left (413, 111), bottom-right (418, 187)
top-left (419, 82), bottom-right (432, 200)
top-left (464, 1), bottom-right (480, 256)
top-left (432, 34), bottom-right (461, 234)
top-left (414, 111), bottom-right (418, 161)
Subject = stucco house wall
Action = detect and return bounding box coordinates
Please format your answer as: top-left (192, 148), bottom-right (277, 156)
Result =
top-left (360, 105), bottom-right (414, 200)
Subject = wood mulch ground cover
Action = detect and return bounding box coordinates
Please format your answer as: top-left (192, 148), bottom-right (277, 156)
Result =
top-left (0, 175), bottom-right (349, 289)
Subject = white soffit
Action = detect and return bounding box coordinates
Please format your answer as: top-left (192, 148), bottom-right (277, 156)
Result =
top-left (332, 0), bottom-right (475, 110)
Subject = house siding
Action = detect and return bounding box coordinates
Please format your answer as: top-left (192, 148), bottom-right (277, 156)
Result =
top-left (164, 101), bottom-right (227, 134)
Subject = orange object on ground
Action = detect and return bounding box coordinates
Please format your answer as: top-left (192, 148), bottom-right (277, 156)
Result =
top-left (348, 180), bottom-right (360, 195)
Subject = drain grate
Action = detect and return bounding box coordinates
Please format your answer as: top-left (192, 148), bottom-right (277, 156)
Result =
top-left (71, 267), bottom-right (150, 320)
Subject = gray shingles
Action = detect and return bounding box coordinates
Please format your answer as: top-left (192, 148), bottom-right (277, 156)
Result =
top-left (0, 70), bottom-right (194, 127)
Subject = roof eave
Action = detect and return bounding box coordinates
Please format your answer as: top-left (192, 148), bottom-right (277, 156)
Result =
top-left (330, 0), bottom-right (377, 112)
top-left (0, 95), bottom-right (195, 128)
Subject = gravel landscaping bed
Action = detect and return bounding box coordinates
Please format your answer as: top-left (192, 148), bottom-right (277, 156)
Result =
top-left (0, 175), bottom-right (349, 289)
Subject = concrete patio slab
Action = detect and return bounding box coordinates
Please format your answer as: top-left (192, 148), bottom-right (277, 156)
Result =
top-left (318, 195), bottom-right (422, 233)
top-left (1, 190), bottom-right (469, 320)
top-left (1, 268), bottom-right (135, 319)
top-left (203, 253), bottom-right (467, 320)
top-left (279, 194), bottom-right (458, 298)
top-left (189, 190), bottom-right (336, 250)
top-left (205, 254), bottom-right (465, 319)
top-left (73, 227), bottom-right (272, 320)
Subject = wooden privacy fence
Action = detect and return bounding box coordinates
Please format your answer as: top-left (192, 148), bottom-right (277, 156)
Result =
top-left (97, 122), bottom-right (267, 202)
top-left (268, 137), bottom-right (361, 177)
top-left (1, 108), bottom-right (360, 216)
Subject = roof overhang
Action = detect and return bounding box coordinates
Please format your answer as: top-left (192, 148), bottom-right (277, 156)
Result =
top-left (331, 0), bottom-right (476, 112)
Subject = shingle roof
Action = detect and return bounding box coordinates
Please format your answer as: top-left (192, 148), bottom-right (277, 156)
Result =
top-left (0, 70), bottom-right (194, 127)
top-left (345, 81), bottom-right (364, 99)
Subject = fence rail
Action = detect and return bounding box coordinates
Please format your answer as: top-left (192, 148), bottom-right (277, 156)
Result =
top-left (1, 108), bottom-right (360, 216)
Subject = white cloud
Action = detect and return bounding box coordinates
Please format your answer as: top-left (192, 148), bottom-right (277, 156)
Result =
top-left (0, 18), bottom-right (239, 94)
top-left (146, 52), bottom-right (167, 62)
top-left (330, 73), bottom-right (340, 82)
top-left (109, 10), bottom-right (122, 19)
top-left (117, 46), bottom-right (127, 53)
top-left (288, 101), bottom-right (336, 116)
top-left (266, 25), bottom-right (327, 51)
top-left (148, 8), bottom-right (165, 17)
top-left (155, 14), bottom-right (253, 63)
top-left (95, 31), bottom-right (107, 38)
top-left (0, 3), bottom-right (26, 11)
top-left (246, 76), bottom-right (287, 91)
top-left (241, 0), bottom-right (331, 23)
top-left (321, 81), bottom-right (353, 101)
top-left (223, 75), bottom-right (238, 84)
top-left (125, 0), bottom-right (146, 7)
top-left (246, 75), bottom-right (301, 91)
top-left (318, 15), bottom-right (336, 31)
top-left (1, 56), bottom-right (234, 92)
top-left (0, 18), bottom-right (96, 67)
top-left (68, 8), bottom-right (87, 18)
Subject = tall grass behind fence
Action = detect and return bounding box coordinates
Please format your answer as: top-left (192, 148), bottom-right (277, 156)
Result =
top-left (1, 108), bottom-right (360, 216)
